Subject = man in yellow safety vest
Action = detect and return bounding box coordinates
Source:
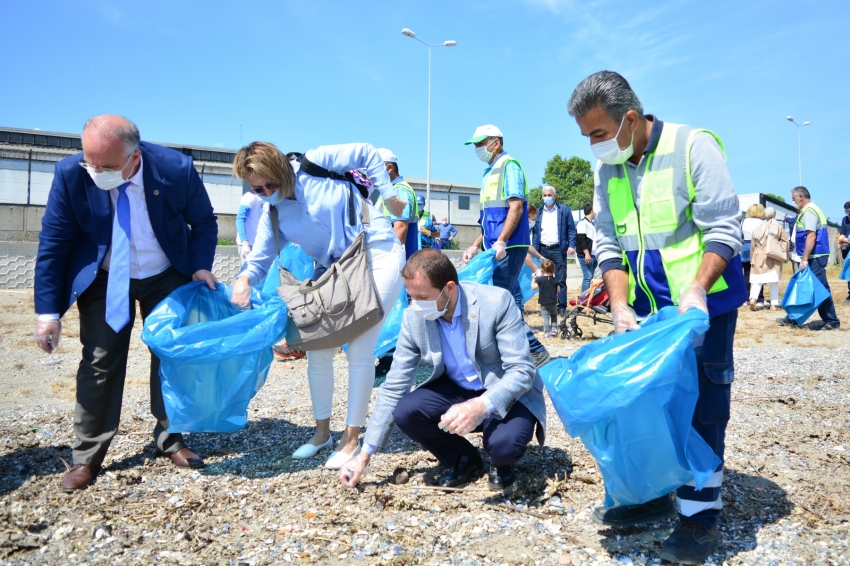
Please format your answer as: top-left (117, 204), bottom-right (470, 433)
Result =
top-left (567, 70), bottom-right (747, 564)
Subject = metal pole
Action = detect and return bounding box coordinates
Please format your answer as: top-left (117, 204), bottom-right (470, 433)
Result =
top-left (26, 150), bottom-right (32, 205)
top-left (426, 45), bottom-right (432, 211)
top-left (797, 126), bottom-right (802, 186)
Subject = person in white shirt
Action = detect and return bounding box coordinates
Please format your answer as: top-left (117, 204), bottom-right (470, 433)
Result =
top-left (575, 204), bottom-right (598, 292)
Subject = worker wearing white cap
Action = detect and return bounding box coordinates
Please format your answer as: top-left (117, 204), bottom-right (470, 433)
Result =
top-left (462, 125), bottom-right (550, 369)
top-left (376, 148), bottom-right (419, 259)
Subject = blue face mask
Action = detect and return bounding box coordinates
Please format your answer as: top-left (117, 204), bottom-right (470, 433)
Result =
top-left (543, 196), bottom-right (554, 206)
top-left (259, 189), bottom-right (281, 205)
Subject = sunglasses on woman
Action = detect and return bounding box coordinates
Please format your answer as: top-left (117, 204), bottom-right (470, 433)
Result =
top-left (251, 182), bottom-right (280, 195)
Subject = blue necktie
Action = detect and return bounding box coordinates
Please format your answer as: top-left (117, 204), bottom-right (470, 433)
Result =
top-left (105, 182), bottom-right (132, 332)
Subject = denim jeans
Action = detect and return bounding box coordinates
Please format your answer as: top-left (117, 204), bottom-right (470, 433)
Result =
top-left (809, 255), bottom-right (840, 326)
top-left (577, 255), bottom-right (598, 292)
top-left (492, 247), bottom-right (546, 353)
top-left (539, 246), bottom-right (567, 313)
top-left (675, 309), bottom-right (737, 529)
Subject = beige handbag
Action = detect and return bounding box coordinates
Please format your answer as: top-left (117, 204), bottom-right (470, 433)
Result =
top-left (269, 191), bottom-right (384, 351)
top-left (764, 222), bottom-right (788, 263)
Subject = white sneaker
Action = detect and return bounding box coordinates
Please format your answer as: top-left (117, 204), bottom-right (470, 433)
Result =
top-left (324, 443), bottom-right (361, 470)
top-left (291, 435), bottom-right (333, 459)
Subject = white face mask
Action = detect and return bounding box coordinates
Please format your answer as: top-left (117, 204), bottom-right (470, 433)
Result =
top-left (410, 286), bottom-right (450, 321)
top-left (86, 154), bottom-right (133, 191)
top-left (475, 139), bottom-right (495, 163)
top-left (591, 115), bottom-right (634, 165)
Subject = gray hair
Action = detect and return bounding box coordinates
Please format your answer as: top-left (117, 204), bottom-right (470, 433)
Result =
top-left (567, 71), bottom-right (644, 122)
top-left (764, 207), bottom-right (777, 220)
top-left (82, 115), bottom-right (141, 155)
top-left (791, 186), bottom-right (810, 200)
top-left (542, 185), bottom-right (557, 195)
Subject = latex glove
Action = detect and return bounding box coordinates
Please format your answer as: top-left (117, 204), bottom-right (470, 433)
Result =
top-left (799, 260), bottom-right (809, 270)
top-left (439, 398), bottom-right (489, 436)
top-left (231, 276), bottom-right (252, 309)
top-left (241, 241), bottom-right (251, 261)
top-left (678, 285), bottom-right (708, 315)
top-left (339, 453), bottom-right (370, 489)
top-left (192, 269), bottom-right (218, 290)
top-left (492, 240), bottom-right (507, 261)
top-left (382, 195), bottom-right (406, 218)
top-left (463, 246), bottom-right (480, 262)
top-left (611, 302), bottom-right (640, 334)
top-left (34, 319), bottom-right (61, 354)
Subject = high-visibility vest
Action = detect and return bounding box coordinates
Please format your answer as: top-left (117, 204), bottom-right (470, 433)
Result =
top-left (479, 153), bottom-right (530, 250)
top-left (377, 178), bottom-right (419, 257)
top-left (597, 122), bottom-right (746, 317)
top-left (795, 202), bottom-right (830, 257)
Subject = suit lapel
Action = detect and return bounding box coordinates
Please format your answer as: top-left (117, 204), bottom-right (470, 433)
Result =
top-left (142, 147), bottom-right (165, 240)
top-left (425, 319), bottom-right (443, 373)
top-left (461, 284), bottom-right (480, 373)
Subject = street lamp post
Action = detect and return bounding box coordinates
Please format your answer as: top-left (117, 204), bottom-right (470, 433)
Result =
top-left (786, 116), bottom-right (811, 186)
top-left (402, 28), bottom-right (456, 211)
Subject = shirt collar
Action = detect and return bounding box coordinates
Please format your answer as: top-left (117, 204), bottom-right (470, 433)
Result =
top-left (643, 114), bottom-right (663, 155)
top-left (127, 153), bottom-right (144, 187)
top-left (392, 175), bottom-right (405, 185)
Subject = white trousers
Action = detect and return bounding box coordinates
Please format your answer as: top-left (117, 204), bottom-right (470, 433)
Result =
top-left (306, 240), bottom-right (405, 426)
top-left (749, 282), bottom-right (779, 305)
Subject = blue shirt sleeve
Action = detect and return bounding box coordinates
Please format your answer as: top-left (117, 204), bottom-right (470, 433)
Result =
top-left (363, 443), bottom-right (378, 455)
top-left (236, 205), bottom-right (250, 242)
top-left (502, 161), bottom-right (526, 200)
top-left (450, 225), bottom-right (458, 238)
top-left (386, 187), bottom-right (412, 223)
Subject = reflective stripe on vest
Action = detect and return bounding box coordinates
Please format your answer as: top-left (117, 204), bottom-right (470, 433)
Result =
top-left (795, 202), bottom-right (831, 257)
top-left (480, 153), bottom-right (530, 249)
top-left (376, 179), bottom-right (418, 223)
top-left (598, 123), bottom-right (741, 315)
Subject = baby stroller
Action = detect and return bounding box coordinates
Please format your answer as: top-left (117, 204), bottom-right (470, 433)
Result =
top-left (559, 280), bottom-right (613, 339)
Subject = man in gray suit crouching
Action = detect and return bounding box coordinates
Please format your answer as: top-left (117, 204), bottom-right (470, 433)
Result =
top-left (339, 249), bottom-right (547, 490)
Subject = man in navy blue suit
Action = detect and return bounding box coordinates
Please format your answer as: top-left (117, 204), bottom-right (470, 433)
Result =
top-left (33, 115), bottom-right (218, 492)
top-left (531, 186), bottom-right (576, 316)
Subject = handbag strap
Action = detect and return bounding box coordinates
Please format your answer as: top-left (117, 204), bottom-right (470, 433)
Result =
top-left (270, 205), bottom-right (281, 255)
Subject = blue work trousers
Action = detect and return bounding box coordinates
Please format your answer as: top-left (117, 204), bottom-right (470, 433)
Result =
top-left (809, 256), bottom-right (840, 326)
top-left (538, 245), bottom-right (567, 313)
top-left (492, 247), bottom-right (545, 353)
top-left (676, 308), bottom-right (737, 529)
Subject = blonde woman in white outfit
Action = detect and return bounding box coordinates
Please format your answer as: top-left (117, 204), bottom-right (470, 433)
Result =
top-left (230, 142), bottom-right (407, 469)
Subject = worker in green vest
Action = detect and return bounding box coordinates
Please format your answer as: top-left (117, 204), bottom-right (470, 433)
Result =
top-left (462, 124), bottom-right (550, 369)
top-left (376, 148), bottom-right (419, 260)
top-left (777, 186), bottom-right (839, 329)
top-left (567, 70), bottom-right (747, 564)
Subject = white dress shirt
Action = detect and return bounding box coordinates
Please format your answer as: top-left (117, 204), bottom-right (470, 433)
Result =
top-left (101, 154), bottom-right (172, 279)
top-left (540, 205), bottom-right (559, 245)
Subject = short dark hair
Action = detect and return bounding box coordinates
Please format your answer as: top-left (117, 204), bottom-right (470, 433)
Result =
top-left (401, 249), bottom-right (458, 289)
top-left (844, 201), bottom-right (850, 209)
top-left (387, 162), bottom-right (399, 176)
top-left (583, 203), bottom-right (593, 216)
top-left (528, 204), bottom-right (538, 216)
top-left (791, 186), bottom-right (810, 200)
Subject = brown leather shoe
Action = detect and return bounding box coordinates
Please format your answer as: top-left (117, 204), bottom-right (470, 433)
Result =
top-left (158, 447), bottom-right (205, 469)
top-left (61, 464), bottom-right (100, 493)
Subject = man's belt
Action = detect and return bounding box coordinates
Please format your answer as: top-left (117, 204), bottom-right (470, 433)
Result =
top-left (542, 243), bottom-right (561, 250)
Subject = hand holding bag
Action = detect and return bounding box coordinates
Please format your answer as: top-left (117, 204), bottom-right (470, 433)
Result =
top-left (269, 187), bottom-right (384, 351)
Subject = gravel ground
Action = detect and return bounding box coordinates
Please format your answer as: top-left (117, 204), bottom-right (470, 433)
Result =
top-left (1, 285), bottom-right (849, 565)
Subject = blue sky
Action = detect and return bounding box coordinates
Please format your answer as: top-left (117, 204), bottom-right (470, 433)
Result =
top-left (2, 0), bottom-right (848, 221)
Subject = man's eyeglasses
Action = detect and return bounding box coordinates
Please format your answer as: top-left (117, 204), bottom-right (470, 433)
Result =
top-left (79, 153), bottom-right (133, 174)
top-left (251, 182), bottom-right (280, 195)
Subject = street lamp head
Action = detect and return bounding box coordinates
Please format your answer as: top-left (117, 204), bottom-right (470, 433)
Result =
top-left (803, 121), bottom-right (811, 126)
top-left (786, 116), bottom-right (794, 122)
top-left (444, 40), bottom-right (457, 46)
top-left (402, 28), bottom-right (415, 38)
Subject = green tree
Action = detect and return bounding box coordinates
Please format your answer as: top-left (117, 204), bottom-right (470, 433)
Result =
top-left (541, 155), bottom-right (594, 210)
top-left (528, 186), bottom-right (543, 210)
top-left (764, 192), bottom-right (786, 203)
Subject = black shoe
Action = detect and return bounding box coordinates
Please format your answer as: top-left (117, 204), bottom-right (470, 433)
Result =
top-left (530, 349), bottom-right (551, 369)
top-left (776, 316), bottom-right (800, 328)
top-left (487, 465), bottom-right (516, 490)
top-left (438, 450), bottom-right (483, 488)
top-left (659, 519), bottom-right (721, 564)
top-left (591, 494), bottom-right (676, 527)
top-left (813, 323), bottom-right (839, 331)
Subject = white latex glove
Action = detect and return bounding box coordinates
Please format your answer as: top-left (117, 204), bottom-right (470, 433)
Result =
top-left (231, 276), bottom-right (252, 309)
top-left (799, 260), bottom-right (809, 271)
top-left (678, 285), bottom-right (708, 315)
top-left (241, 241), bottom-right (251, 261)
top-left (439, 398), bottom-right (489, 436)
top-left (339, 453), bottom-right (370, 489)
top-left (34, 319), bottom-right (61, 354)
top-left (383, 195), bottom-right (406, 218)
top-left (463, 246), bottom-right (480, 262)
top-left (611, 302), bottom-right (640, 334)
top-left (492, 240), bottom-right (507, 261)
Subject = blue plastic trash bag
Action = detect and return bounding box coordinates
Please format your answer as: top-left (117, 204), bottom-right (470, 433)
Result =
top-left (458, 249), bottom-right (496, 284)
top-left (840, 258), bottom-right (850, 282)
top-left (261, 244), bottom-right (314, 294)
top-left (373, 292), bottom-right (408, 358)
top-left (780, 266), bottom-right (831, 325)
top-left (539, 306), bottom-right (721, 507)
top-left (141, 282), bottom-right (287, 433)
top-left (519, 258), bottom-right (540, 304)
